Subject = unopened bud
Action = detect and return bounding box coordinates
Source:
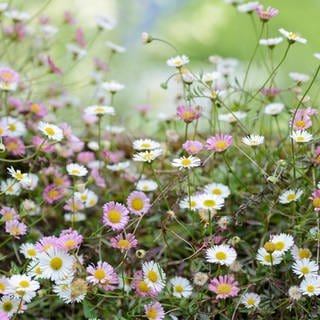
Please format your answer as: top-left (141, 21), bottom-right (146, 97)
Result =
top-left (136, 249), bottom-right (146, 259)
top-left (0, 143), bottom-right (5, 153)
top-left (141, 32), bottom-right (152, 44)
top-left (264, 241), bottom-right (276, 253)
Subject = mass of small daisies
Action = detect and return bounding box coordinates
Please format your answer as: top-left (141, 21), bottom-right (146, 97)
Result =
top-left (0, 1), bottom-right (319, 319)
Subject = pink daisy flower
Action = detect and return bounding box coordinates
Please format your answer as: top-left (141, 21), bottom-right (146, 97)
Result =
top-left (28, 102), bottom-right (48, 118)
top-left (4, 137), bottom-right (26, 156)
top-left (77, 151), bottom-right (95, 165)
top-left (208, 274), bottom-right (240, 299)
top-left (63, 198), bottom-right (84, 212)
top-left (261, 87), bottom-right (281, 100)
top-left (131, 271), bottom-right (159, 297)
top-left (206, 133), bottom-right (233, 152)
top-left (255, 5), bottom-right (279, 22)
top-left (176, 105), bottom-right (200, 123)
top-left (32, 136), bottom-right (55, 153)
top-left (43, 184), bottom-right (64, 204)
top-left (126, 191), bottom-right (151, 216)
top-left (35, 236), bottom-right (60, 253)
top-left (102, 201), bottom-right (129, 231)
top-left (5, 220), bottom-right (27, 238)
top-left (91, 168), bottom-right (106, 188)
top-left (291, 109), bottom-right (312, 130)
top-left (144, 301), bottom-right (165, 320)
top-left (310, 190), bottom-right (320, 212)
top-left (182, 140), bottom-right (203, 155)
top-left (0, 206), bottom-right (19, 222)
top-left (58, 229), bottom-right (83, 251)
top-left (86, 261), bottom-right (119, 291)
top-left (110, 233), bottom-right (138, 252)
top-left (0, 66), bottom-right (20, 89)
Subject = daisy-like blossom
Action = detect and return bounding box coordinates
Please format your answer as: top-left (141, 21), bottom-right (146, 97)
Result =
top-left (0, 277), bottom-right (9, 295)
top-left (64, 212), bottom-right (86, 222)
top-left (75, 189), bottom-right (98, 208)
top-left (7, 166), bottom-right (28, 182)
top-left (193, 272), bottom-right (209, 286)
top-left (208, 275), bottom-right (239, 299)
top-left (136, 179), bottom-right (158, 192)
top-left (110, 233), bottom-right (138, 252)
top-left (241, 134), bottom-right (264, 146)
top-left (126, 191), bottom-right (151, 216)
top-left (106, 41), bottom-right (126, 53)
top-left (43, 184), bottom-right (64, 204)
top-left (0, 206), bottom-right (19, 222)
top-left (171, 155), bottom-right (201, 170)
top-left (182, 140), bottom-right (203, 155)
top-left (176, 105), bottom-right (200, 123)
top-left (95, 15), bottom-right (117, 30)
top-left (166, 55), bottom-right (189, 68)
top-left (144, 301), bottom-right (165, 320)
top-left (37, 247), bottom-right (75, 281)
top-left (240, 292), bottom-right (261, 308)
top-left (237, 2), bottom-right (259, 13)
top-left (3, 117), bottom-right (26, 137)
top-left (102, 201), bottom-right (129, 230)
top-left (170, 277), bottom-right (193, 298)
top-left (132, 149), bottom-right (162, 163)
top-left (63, 198), bottom-right (84, 213)
top-left (53, 278), bottom-right (87, 304)
top-left (8, 274), bottom-right (40, 302)
top-left (0, 66), bottom-right (20, 91)
top-left (194, 193), bottom-right (225, 211)
top-left (206, 133), bottom-right (233, 152)
top-left (142, 260), bottom-right (166, 293)
top-left (291, 245), bottom-right (312, 261)
top-left (314, 53), bottom-right (320, 60)
top-left (84, 105), bottom-right (115, 116)
top-left (58, 229), bottom-right (83, 251)
top-left (289, 72), bottom-right (310, 84)
top-left (86, 261), bottom-right (118, 290)
top-left (259, 37), bottom-right (283, 48)
top-left (270, 233), bottom-right (294, 254)
top-left (38, 121), bottom-right (63, 141)
top-left (205, 244), bottom-right (237, 266)
top-left (291, 110), bottom-right (312, 130)
top-left (279, 189), bottom-right (303, 204)
top-left (5, 220), bottom-right (26, 238)
top-left (1, 178), bottom-right (21, 196)
top-left (279, 28), bottom-right (307, 44)
top-left (66, 163), bottom-right (88, 177)
top-left (204, 183), bottom-right (230, 198)
top-left (107, 161), bottom-right (130, 171)
top-left (5, 9), bottom-right (30, 21)
top-left (66, 43), bottom-right (87, 60)
top-left (35, 236), bottom-right (60, 253)
top-left (28, 102), bottom-right (48, 118)
top-left (299, 275), bottom-right (320, 296)
top-left (20, 243), bottom-right (38, 260)
top-left (0, 296), bottom-right (21, 318)
top-left (102, 80), bottom-right (125, 93)
top-left (218, 111), bottom-right (247, 123)
top-left (310, 189), bottom-right (320, 212)
top-left (255, 5), bottom-right (279, 22)
top-left (179, 195), bottom-right (197, 211)
top-left (256, 247), bottom-right (283, 266)
top-left (131, 271), bottom-right (159, 297)
top-left (132, 139), bottom-right (160, 151)
top-left (261, 87), bottom-right (281, 98)
top-left (292, 259), bottom-right (318, 278)
top-left (4, 137), bottom-right (25, 156)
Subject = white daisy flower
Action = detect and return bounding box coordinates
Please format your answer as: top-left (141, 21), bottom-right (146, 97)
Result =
top-left (132, 149), bottom-right (162, 163)
top-left (37, 248), bottom-right (75, 281)
top-left (279, 189), bottom-right (303, 204)
top-left (66, 43), bottom-right (87, 60)
top-left (142, 260), bottom-right (166, 292)
top-left (264, 102), bottom-right (284, 115)
top-left (0, 295), bottom-right (20, 317)
top-left (256, 247), bottom-right (283, 266)
top-left (105, 125), bottom-right (125, 134)
top-left (38, 121), bottom-right (63, 141)
top-left (237, 2), bottom-right (259, 13)
top-left (95, 15), bottom-right (117, 30)
top-left (241, 134), bottom-right (264, 146)
top-left (132, 139), bottom-right (160, 151)
top-left (19, 173), bottom-right (38, 190)
top-left (259, 37), bottom-right (283, 47)
top-left (205, 244), bottom-right (237, 266)
top-left (20, 243), bottom-right (38, 260)
top-left (240, 292), bottom-right (261, 308)
top-left (299, 275), bottom-right (320, 296)
top-left (203, 183), bottom-right (231, 198)
top-left (291, 245), bottom-right (312, 261)
top-left (75, 189), bottom-right (98, 208)
top-left (26, 260), bottom-right (44, 279)
top-left (279, 28), bottom-right (307, 44)
top-left (3, 116), bottom-right (26, 137)
top-left (290, 130), bottom-right (313, 143)
top-left (270, 233), bottom-right (294, 253)
top-left (166, 55), bottom-right (189, 68)
top-left (64, 212), bottom-right (86, 222)
top-left (194, 193), bottom-right (225, 210)
top-left (170, 277), bottom-right (193, 298)
top-left (102, 81), bottom-right (125, 93)
top-left (8, 274), bottom-right (40, 302)
top-left (66, 163), bottom-right (88, 177)
top-left (7, 166), bottom-right (27, 181)
top-left (314, 53), bottom-right (320, 60)
top-left (107, 161), bottom-right (130, 172)
top-left (218, 111), bottom-right (247, 123)
top-left (136, 179), bottom-right (158, 192)
top-left (88, 141), bottom-right (99, 151)
top-left (84, 105), bottom-right (115, 116)
top-left (288, 285), bottom-right (302, 300)
top-left (289, 72), bottom-right (310, 83)
top-left (106, 41), bottom-right (126, 53)
top-left (53, 278), bottom-right (87, 304)
top-left (179, 195), bottom-right (197, 211)
top-left (171, 156), bottom-right (201, 170)
top-left (292, 259), bottom-right (318, 278)
top-left (5, 9), bottom-right (30, 21)
top-left (1, 178), bottom-right (21, 196)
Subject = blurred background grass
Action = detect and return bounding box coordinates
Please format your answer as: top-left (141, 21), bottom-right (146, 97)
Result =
top-left (22, 0), bottom-right (320, 130)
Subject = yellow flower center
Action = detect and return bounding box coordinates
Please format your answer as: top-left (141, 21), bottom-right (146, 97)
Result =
top-left (138, 280), bottom-right (150, 292)
top-left (313, 198), bottom-right (320, 208)
top-left (307, 285), bottom-right (314, 293)
top-left (299, 249), bottom-right (311, 259)
top-left (147, 308), bottom-right (157, 319)
top-left (296, 136), bottom-right (305, 142)
top-left (1, 71), bottom-right (13, 81)
top-left (141, 143), bottom-right (151, 148)
top-left (181, 158), bottom-right (192, 166)
top-left (3, 301), bottom-right (13, 312)
top-left (247, 298), bottom-right (256, 305)
top-left (214, 141), bottom-right (227, 150)
top-left (31, 104), bottom-right (40, 113)
top-left (274, 241), bottom-right (285, 250)
top-left (287, 194), bottom-right (296, 201)
top-left (35, 267), bottom-right (42, 275)
top-left (300, 267), bottom-right (310, 275)
top-left (117, 239), bottom-right (130, 249)
top-left (264, 254), bottom-right (272, 263)
top-left (0, 282), bottom-right (6, 291)
top-left (15, 171), bottom-right (24, 180)
top-left (212, 188), bottom-right (222, 195)
top-left (182, 111), bottom-right (194, 119)
top-left (48, 189), bottom-right (59, 199)
top-left (64, 239), bottom-right (76, 248)
top-left (71, 169), bottom-right (80, 175)
top-left (217, 283), bottom-right (232, 295)
top-left (80, 194), bottom-right (87, 201)
top-left (95, 106), bottom-right (105, 113)
top-left (3, 212), bottom-right (13, 221)
top-left (295, 120), bottom-right (306, 128)
top-left (216, 251), bottom-right (227, 260)
top-left (203, 199), bottom-right (216, 207)
top-left (27, 248), bottom-right (36, 257)
top-left (147, 270), bottom-right (158, 282)
top-left (9, 226), bottom-right (19, 235)
top-left (19, 280), bottom-right (30, 288)
top-left (175, 285), bottom-right (184, 293)
top-left (288, 32), bottom-right (297, 40)
top-left (94, 269), bottom-right (106, 281)
top-left (108, 210), bottom-right (121, 223)
top-left (44, 127), bottom-right (55, 136)
top-left (8, 123), bottom-right (16, 132)
top-left (131, 198), bottom-right (143, 211)
top-left (50, 257), bottom-right (63, 270)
